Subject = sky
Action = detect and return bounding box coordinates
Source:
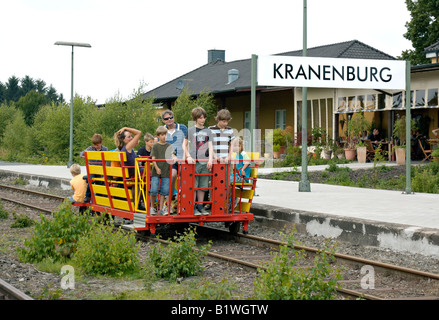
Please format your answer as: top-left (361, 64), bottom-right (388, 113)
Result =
top-left (0, 0), bottom-right (413, 105)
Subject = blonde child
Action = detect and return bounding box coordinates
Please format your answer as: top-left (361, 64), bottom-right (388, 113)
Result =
top-left (137, 133), bottom-right (155, 157)
top-left (68, 164), bottom-right (87, 203)
top-left (230, 137), bottom-right (251, 183)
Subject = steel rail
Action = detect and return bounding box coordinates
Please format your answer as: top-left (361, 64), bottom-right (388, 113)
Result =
top-left (0, 278), bottom-right (34, 300)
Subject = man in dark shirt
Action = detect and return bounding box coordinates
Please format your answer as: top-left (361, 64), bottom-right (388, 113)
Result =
top-left (367, 128), bottom-right (382, 146)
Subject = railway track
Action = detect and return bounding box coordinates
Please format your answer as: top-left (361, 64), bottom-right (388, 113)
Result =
top-left (0, 278), bottom-right (33, 300)
top-left (1, 183), bottom-right (439, 300)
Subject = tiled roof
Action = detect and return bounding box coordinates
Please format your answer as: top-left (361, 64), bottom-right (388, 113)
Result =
top-left (424, 40), bottom-right (439, 52)
top-left (143, 40), bottom-right (397, 100)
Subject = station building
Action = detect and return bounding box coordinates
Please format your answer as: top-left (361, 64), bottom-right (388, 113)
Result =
top-left (142, 39), bottom-right (439, 147)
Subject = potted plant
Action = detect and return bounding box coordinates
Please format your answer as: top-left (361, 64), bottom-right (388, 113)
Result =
top-left (345, 113), bottom-right (369, 161)
top-left (392, 115), bottom-right (415, 165)
top-left (334, 145), bottom-right (345, 160)
top-left (271, 128), bottom-right (287, 154)
top-left (322, 137), bottom-right (334, 160)
top-left (273, 144), bottom-right (281, 159)
top-left (356, 140), bottom-right (367, 163)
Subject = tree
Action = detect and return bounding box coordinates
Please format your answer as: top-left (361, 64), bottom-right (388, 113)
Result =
top-left (15, 90), bottom-right (48, 126)
top-left (0, 83), bottom-right (5, 104)
top-left (400, 0), bottom-right (439, 65)
top-left (20, 75), bottom-right (36, 96)
top-left (5, 76), bottom-right (21, 103)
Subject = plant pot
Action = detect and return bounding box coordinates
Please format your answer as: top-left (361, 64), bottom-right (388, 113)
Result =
top-left (337, 153), bottom-right (345, 160)
top-left (344, 148), bottom-right (356, 161)
top-left (323, 150), bottom-right (332, 160)
top-left (279, 145), bottom-right (286, 154)
top-left (395, 147), bottom-right (406, 165)
top-left (356, 146), bottom-right (367, 163)
top-left (273, 151), bottom-right (280, 159)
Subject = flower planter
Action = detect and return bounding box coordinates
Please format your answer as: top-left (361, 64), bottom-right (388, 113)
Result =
top-left (323, 150), bottom-right (332, 159)
top-left (356, 146), bottom-right (367, 163)
top-left (395, 147), bottom-right (406, 165)
top-left (344, 148), bottom-right (356, 161)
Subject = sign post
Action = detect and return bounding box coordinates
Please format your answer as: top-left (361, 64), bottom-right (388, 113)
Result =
top-left (299, 0), bottom-right (310, 192)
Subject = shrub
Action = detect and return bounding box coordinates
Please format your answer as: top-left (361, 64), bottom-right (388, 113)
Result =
top-left (18, 201), bottom-right (92, 262)
top-left (412, 166), bottom-right (439, 193)
top-left (149, 228), bottom-right (211, 281)
top-left (254, 231), bottom-right (342, 300)
top-left (0, 200), bottom-right (8, 219)
top-left (73, 221), bottom-right (140, 276)
top-left (11, 212), bottom-right (34, 228)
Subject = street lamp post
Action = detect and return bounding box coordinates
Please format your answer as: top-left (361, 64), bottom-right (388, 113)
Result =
top-left (54, 41), bottom-right (91, 167)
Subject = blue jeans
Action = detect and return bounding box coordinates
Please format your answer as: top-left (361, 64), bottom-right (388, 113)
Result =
top-left (149, 176), bottom-right (170, 196)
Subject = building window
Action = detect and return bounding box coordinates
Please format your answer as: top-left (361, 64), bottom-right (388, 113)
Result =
top-left (415, 90), bottom-right (426, 108)
top-left (365, 94), bottom-right (376, 111)
top-left (428, 88), bottom-right (438, 107)
top-left (392, 92), bottom-right (402, 109)
top-left (377, 93), bottom-right (385, 110)
top-left (338, 97), bottom-right (347, 112)
top-left (244, 111), bottom-right (251, 130)
top-left (275, 109), bottom-right (286, 129)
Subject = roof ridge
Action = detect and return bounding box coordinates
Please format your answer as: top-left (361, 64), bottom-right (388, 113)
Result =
top-left (340, 39), bottom-right (396, 60)
top-left (275, 39), bottom-right (356, 56)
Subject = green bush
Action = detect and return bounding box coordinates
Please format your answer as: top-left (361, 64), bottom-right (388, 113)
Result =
top-left (149, 228), bottom-right (211, 281)
top-left (0, 200), bottom-right (8, 219)
top-left (254, 231), bottom-right (342, 300)
top-left (18, 201), bottom-right (92, 262)
top-left (73, 221), bottom-right (140, 276)
top-left (11, 212), bottom-right (34, 228)
top-left (412, 166), bottom-right (439, 193)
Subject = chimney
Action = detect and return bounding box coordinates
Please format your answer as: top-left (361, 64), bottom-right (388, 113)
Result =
top-left (208, 49), bottom-right (225, 63)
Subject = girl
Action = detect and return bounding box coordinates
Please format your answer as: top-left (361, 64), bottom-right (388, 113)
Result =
top-left (114, 127), bottom-right (142, 178)
top-left (230, 137), bottom-right (251, 183)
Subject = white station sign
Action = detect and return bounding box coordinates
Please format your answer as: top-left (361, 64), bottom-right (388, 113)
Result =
top-left (257, 55), bottom-right (406, 90)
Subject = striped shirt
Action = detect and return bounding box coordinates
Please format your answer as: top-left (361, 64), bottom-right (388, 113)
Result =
top-left (209, 125), bottom-right (235, 159)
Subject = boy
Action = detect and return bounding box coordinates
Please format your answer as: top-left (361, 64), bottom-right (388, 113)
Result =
top-left (137, 133), bottom-right (155, 157)
top-left (150, 126), bottom-right (178, 216)
top-left (186, 106), bottom-right (214, 216)
top-left (68, 164), bottom-right (87, 203)
top-left (209, 109), bottom-right (235, 163)
top-left (207, 109), bottom-right (235, 210)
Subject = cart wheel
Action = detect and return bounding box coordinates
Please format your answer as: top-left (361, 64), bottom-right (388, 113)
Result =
top-left (228, 221), bottom-right (240, 234)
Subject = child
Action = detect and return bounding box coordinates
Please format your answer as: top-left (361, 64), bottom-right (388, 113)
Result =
top-left (207, 109), bottom-right (235, 211)
top-left (229, 138), bottom-right (251, 213)
top-left (185, 106), bottom-right (213, 216)
top-left (137, 133), bottom-right (155, 157)
top-left (68, 164), bottom-right (87, 203)
top-left (149, 126), bottom-right (177, 216)
top-left (209, 109), bottom-right (235, 163)
top-left (230, 137), bottom-right (251, 183)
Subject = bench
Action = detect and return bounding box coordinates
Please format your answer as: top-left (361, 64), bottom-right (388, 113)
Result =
top-left (84, 151), bottom-right (137, 213)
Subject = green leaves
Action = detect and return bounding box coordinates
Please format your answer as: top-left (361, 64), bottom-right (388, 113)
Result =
top-left (253, 230), bottom-right (342, 300)
top-left (73, 221), bottom-right (140, 276)
top-left (18, 201), bottom-right (92, 263)
top-left (148, 228), bottom-right (211, 281)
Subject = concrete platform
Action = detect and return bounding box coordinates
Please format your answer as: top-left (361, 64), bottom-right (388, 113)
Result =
top-left (1, 160), bottom-right (439, 257)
